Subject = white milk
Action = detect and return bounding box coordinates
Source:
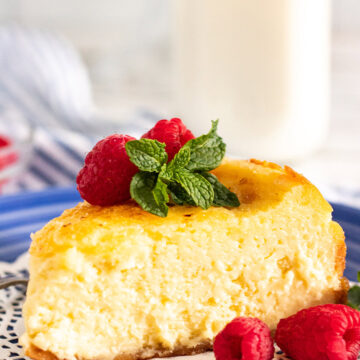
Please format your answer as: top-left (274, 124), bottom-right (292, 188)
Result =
top-left (173, 0), bottom-right (330, 162)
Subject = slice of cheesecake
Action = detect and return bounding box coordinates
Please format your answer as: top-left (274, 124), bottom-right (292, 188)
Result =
top-left (21, 159), bottom-right (347, 360)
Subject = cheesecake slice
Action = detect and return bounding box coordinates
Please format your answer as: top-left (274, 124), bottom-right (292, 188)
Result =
top-left (21, 159), bottom-right (347, 360)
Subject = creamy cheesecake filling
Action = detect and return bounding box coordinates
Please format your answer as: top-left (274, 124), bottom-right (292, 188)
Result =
top-left (22, 194), bottom-right (344, 359)
top-left (21, 160), bottom-right (346, 360)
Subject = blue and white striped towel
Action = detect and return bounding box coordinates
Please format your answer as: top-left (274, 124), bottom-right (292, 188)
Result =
top-left (0, 25), bottom-right (159, 194)
top-left (2, 109), bottom-right (158, 194)
top-left (0, 24), bottom-right (94, 130)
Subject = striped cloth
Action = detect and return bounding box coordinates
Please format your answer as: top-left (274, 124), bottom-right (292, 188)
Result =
top-left (0, 25), bottom-right (158, 193)
top-left (3, 111), bottom-right (157, 194)
top-left (0, 25), bottom-right (93, 131)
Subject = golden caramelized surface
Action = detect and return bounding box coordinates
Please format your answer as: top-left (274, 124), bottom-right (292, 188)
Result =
top-left (30, 159), bottom-right (330, 258)
top-left (22, 159), bottom-right (346, 360)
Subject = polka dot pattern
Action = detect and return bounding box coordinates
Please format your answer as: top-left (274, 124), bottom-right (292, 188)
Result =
top-left (0, 267), bottom-right (28, 360)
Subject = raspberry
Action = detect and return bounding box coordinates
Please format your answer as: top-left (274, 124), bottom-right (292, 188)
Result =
top-left (0, 134), bottom-right (11, 147)
top-left (275, 304), bottom-right (360, 360)
top-left (141, 118), bottom-right (195, 161)
top-left (213, 317), bottom-right (274, 360)
top-left (76, 134), bottom-right (138, 205)
top-left (0, 134), bottom-right (17, 170)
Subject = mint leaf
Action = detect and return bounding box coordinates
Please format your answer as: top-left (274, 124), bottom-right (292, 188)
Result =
top-left (126, 139), bottom-right (168, 172)
top-left (153, 177), bottom-right (169, 209)
top-left (172, 170), bottom-right (214, 209)
top-left (130, 172), bottom-right (168, 217)
top-left (126, 119), bottom-right (239, 217)
top-left (347, 285), bottom-right (360, 310)
top-left (168, 183), bottom-right (196, 206)
top-left (161, 147), bottom-right (191, 181)
top-left (183, 120), bottom-right (226, 172)
top-left (170, 146), bottom-right (191, 169)
top-left (201, 173), bottom-right (240, 207)
top-left (347, 272), bottom-right (360, 310)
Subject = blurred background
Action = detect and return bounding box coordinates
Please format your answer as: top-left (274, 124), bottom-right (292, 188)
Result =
top-left (0, 0), bottom-right (359, 206)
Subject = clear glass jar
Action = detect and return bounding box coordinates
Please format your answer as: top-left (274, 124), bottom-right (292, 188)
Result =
top-left (173, 0), bottom-right (330, 162)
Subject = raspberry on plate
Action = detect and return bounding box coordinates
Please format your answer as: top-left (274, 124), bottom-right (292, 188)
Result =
top-left (213, 317), bottom-right (274, 360)
top-left (76, 134), bottom-right (138, 206)
top-left (141, 118), bottom-right (195, 161)
top-left (275, 304), bottom-right (360, 360)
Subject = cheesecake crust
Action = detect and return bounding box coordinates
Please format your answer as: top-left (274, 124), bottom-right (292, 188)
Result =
top-left (25, 341), bottom-right (213, 360)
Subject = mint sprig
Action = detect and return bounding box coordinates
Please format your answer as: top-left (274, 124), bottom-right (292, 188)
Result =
top-left (125, 120), bottom-right (240, 217)
top-left (347, 271), bottom-right (360, 310)
top-left (171, 170), bottom-right (214, 210)
top-left (126, 139), bottom-right (167, 172)
top-left (201, 172), bottom-right (240, 207)
top-left (168, 183), bottom-right (195, 206)
top-left (183, 121), bottom-right (226, 171)
top-left (130, 172), bottom-right (169, 217)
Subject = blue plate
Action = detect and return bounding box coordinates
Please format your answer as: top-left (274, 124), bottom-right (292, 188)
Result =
top-left (0, 188), bottom-right (359, 281)
top-left (0, 187), bottom-right (81, 262)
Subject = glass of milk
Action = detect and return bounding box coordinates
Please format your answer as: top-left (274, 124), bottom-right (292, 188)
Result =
top-left (173, 0), bottom-right (330, 162)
